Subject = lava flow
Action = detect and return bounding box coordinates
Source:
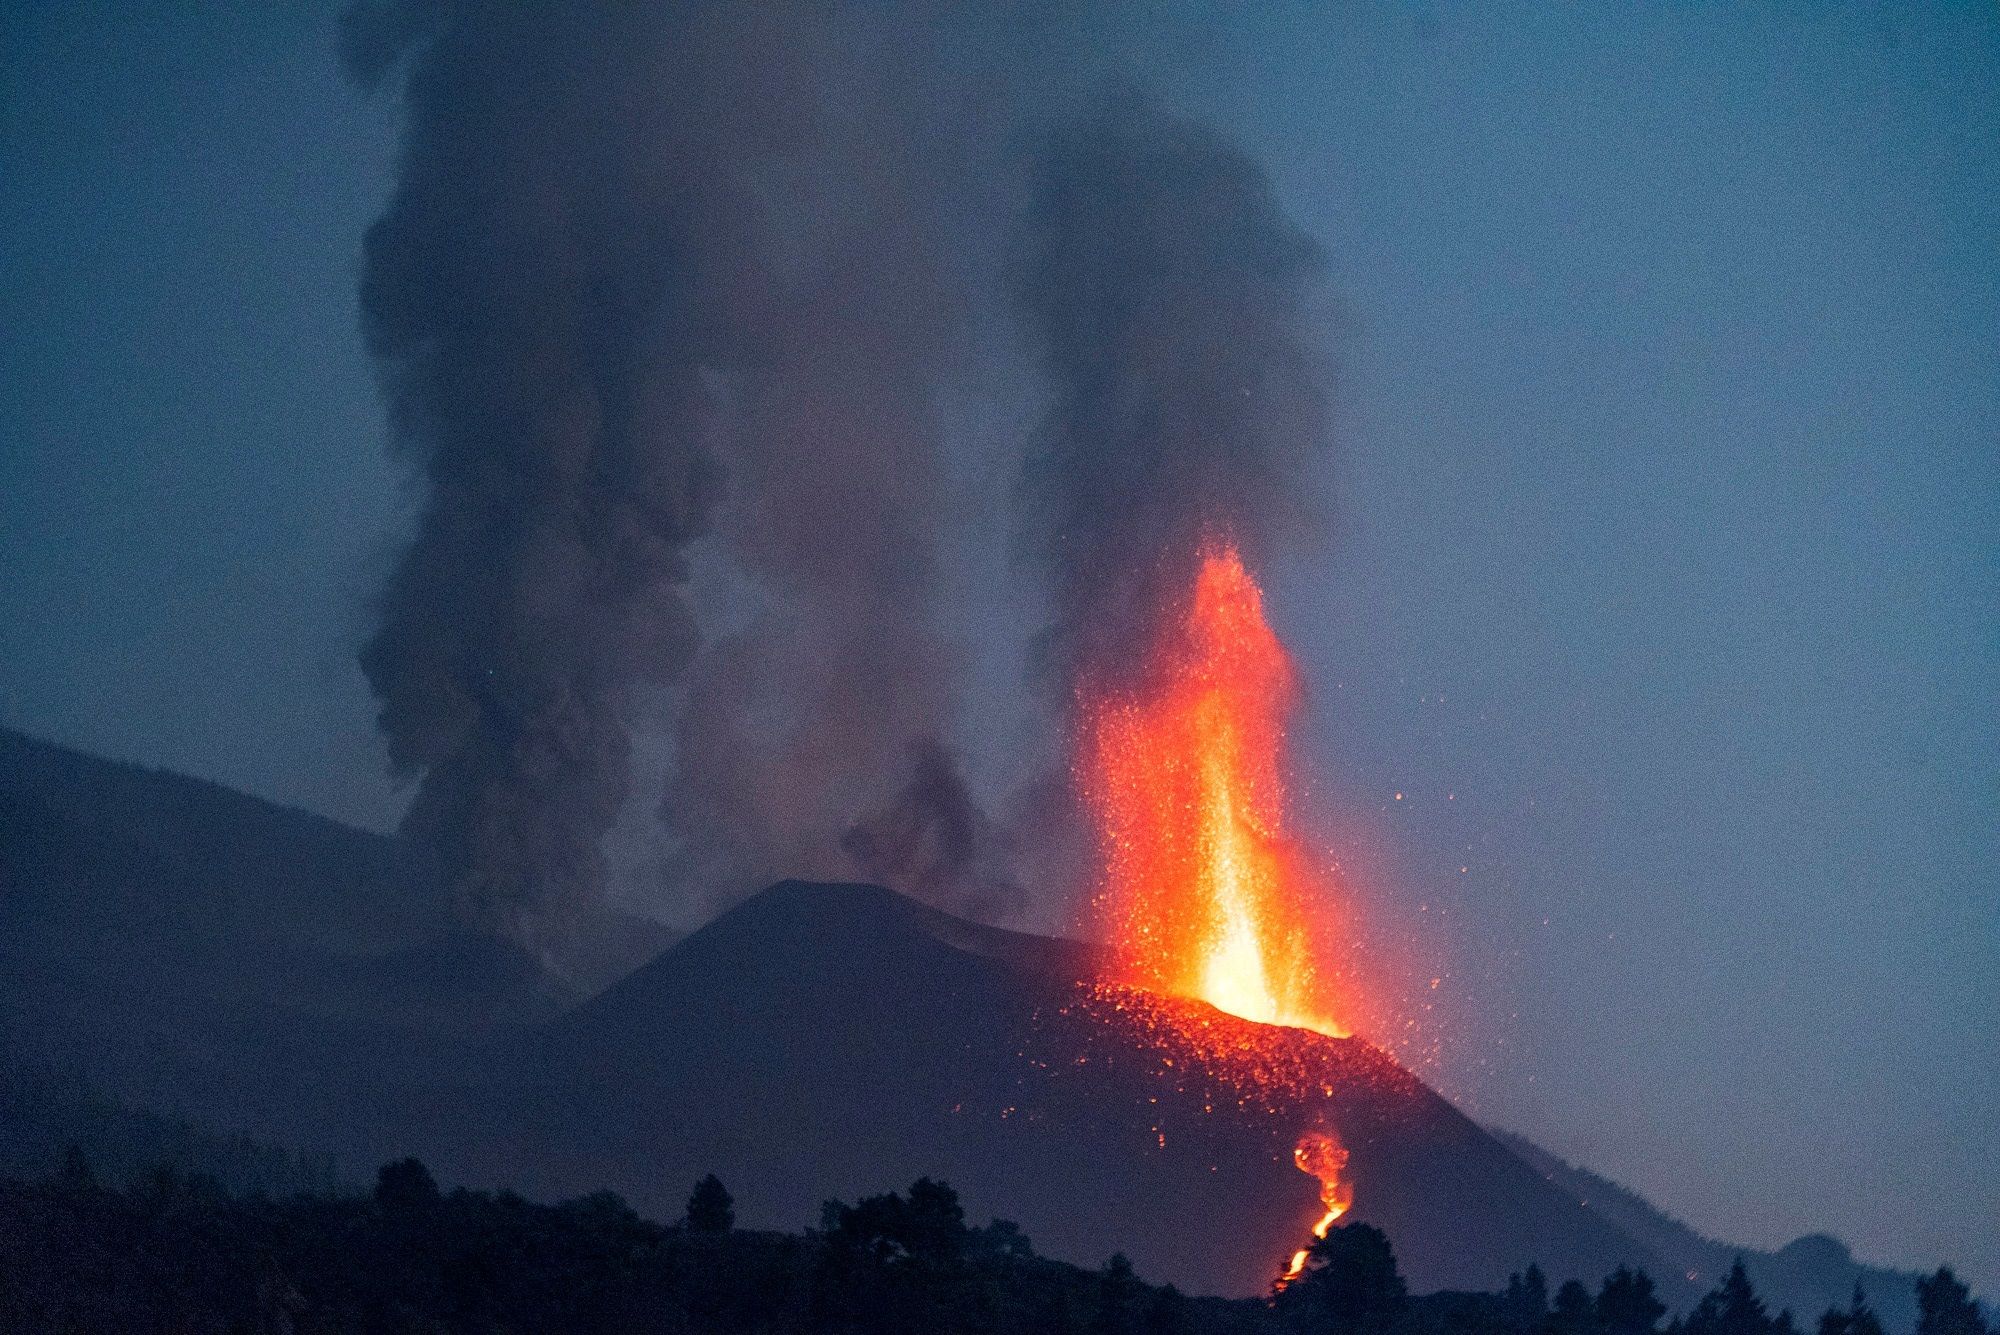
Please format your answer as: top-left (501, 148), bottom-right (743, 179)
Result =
top-left (1278, 1128), bottom-right (1354, 1287)
top-left (1078, 539), bottom-right (1346, 1038)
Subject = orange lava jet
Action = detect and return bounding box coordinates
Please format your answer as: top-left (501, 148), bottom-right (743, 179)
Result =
top-left (1278, 1128), bottom-right (1354, 1287)
top-left (1079, 539), bottom-right (1346, 1038)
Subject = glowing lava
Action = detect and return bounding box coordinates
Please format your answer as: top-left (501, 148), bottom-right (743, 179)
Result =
top-left (1079, 540), bottom-right (1345, 1037)
top-left (1278, 1128), bottom-right (1354, 1286)
top-left (1074, 539), bottom-right (1360, 1286)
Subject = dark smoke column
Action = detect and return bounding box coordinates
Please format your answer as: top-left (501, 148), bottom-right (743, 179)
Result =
top-left (344, 1), bottom-right (763, 963)
top-left (1012, 92), bottom-right (1330, 700)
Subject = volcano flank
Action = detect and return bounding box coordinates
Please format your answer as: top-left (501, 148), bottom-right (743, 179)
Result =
top-left (469, 880), bottom-right (1679, 1300)
top-left (1, 737), bottom-right (1931, 1314)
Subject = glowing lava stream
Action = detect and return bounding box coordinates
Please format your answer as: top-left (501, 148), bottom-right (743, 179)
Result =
top-left (1080, 539), bottom-right (1346, 1038)
top-left (1278, 1129), bottom-right (1354, 1287)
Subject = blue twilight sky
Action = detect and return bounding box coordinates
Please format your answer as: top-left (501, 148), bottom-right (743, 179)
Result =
top-left (2, 0), bottom-right (1995, 1294)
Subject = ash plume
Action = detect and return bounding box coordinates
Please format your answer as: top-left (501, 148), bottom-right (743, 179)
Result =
top-left (348, 1), bottom-right (1034, 955)
top-left (1011, 92), bottom-right (1331, 701)
top-left (345, 4), bottom-right (1291, 955)
top-left (841, 739), bottom-right (1022, 924)
top-left (345, 0), bottom-right (793, 962)
top-left (661, 23), bottom-right (1025, 921)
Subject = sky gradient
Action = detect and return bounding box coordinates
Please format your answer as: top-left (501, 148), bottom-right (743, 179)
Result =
top-left (3, 0), bottom-right (1994, 1294)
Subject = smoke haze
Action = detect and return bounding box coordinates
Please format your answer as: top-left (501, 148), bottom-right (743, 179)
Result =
top-left (346, 1), bottom-right (797, 962)
top-left (1011, 90), bottom-right (1332, 704)
top-left (348, 3), bottom-right (1319, 960)
top-left (661, 21), bottom-right (1022, 921)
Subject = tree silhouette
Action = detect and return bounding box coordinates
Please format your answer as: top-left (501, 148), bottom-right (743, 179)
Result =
top-left (904, 1177), bottom-right (967, 1264)
top-left (372, 1156), bottom-right (440, 1212)
top-left (1143, 1283), bottom-right (1191, 1335)
top-left (973, 1217), bottom-right (1035, 1260)
top-left (10, 1155), bottom-right (1991, 1335)
top-left (54, 1144), bottom-right (95, 1193)
top-left (1819, 1284), bottom-right (1887, 1335)
top-left (1507, 1264), bottom-right (1552, 1329)
top-left (1553, 1278), bottom-right (1603, 1335)
top-left (685, 1173), bottom-right (734, 1233)
top-left (1095, 1251), bottom-right (1142, 1335)
top-left (1598, 1266), bottom-right (1667, 1335)
top-left (1915, 1268), bottom-right (1988, 1335)
top-left (1685, 1261), bottom-right (1778, 1335)
top-left (1274, 1222), bottom-right (1408, 1335)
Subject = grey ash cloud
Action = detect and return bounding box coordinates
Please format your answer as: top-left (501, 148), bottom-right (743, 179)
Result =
top-left (345, 0), bottom-right (783, 962)
top-left (345, 5), bottom-right (1312, 961)
top-left (1010, 91), bottom-right (1332, 703)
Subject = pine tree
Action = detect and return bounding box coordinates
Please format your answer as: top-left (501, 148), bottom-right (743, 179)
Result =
top-left (1599, 1266), bottom-right (1667, 1335)
top-left (1820, 1283), bottom-right (1887, 1335)
top-left (685, 1173), bottom-right (733, 1233)
top-left (1915, 1269), bottom-right (1988, 1335)
top-left (1686, 1261), bottom-right (1775, 1335)
top-left (1508, 1265), bottom-right (1552, 1329)
top-left (1553, 1278), bottom-right (1604, 1335)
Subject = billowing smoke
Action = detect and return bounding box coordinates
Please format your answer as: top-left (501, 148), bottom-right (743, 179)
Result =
top-left (347, 1), bottom-right (1033, 957)
top-left (660, 36), bottom-right (1022, 921)
top-left (842, 738), bottom-right (1022, 924)
top-left (1011, 91), bottom-right (1330, 702)
top-left (344, 0), bottom-right (794, 962)
top-left (347, 2), bottom-right (1322, 958)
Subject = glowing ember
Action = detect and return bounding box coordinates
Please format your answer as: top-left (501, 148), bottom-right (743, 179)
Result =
top-left (1079, 540), bottom-right (1346, 1038)
top-left (1277, 1128), bottom-right (1353, 1286)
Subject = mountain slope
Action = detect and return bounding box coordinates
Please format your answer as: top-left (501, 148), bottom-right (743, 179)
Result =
top-left (0, 728), bottom-right (580, 1155)
top-left (0, 726), bottom-right (440, 958)
top-left (1493, 1130), bottom-right (1921, 1333)
top-left (3, 739), bottom-right (1916, 1310)
top-left (451, 880), bottom-right (1683, 1301)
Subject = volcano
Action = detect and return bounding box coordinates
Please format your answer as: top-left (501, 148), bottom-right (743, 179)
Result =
top-left (467, 879), bottom-right (1681, 1300)
top-left (1, 737), bottom-right (1920, 1311)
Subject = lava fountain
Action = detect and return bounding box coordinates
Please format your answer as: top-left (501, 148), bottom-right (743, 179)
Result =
top-left (1074, 537), bottom-right (1359, 1286)
top-left (1078, 539), bottom-right (1347, 1038)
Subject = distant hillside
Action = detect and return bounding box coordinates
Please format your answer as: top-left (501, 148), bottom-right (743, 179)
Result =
top-left (1491, 1130), bottom-right (1921, 1333)
top-left (0, 725), bottom-right (442, 959)
top-left (0, 727), bottom-right (666, 1164)
top-left (0, 726), bottom-right (677, 984)
top-left (0, 1063), bottom-right (345, 1199)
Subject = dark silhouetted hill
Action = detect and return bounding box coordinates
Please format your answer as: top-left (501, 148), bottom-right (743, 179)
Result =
top-left (0, 727), bottom-right (662, 1159)
top-left (1491, 1130), bottom-right (1921, 1334)
top-left (1, 737), bottom-right (1955, 1316)
top-left (0, 1062), bottom-right (344, 1198)
top-left (436, 880), bottom-right (1684, 1301)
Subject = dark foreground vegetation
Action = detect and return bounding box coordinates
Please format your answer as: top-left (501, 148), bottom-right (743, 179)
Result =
top-left (0, 1154), bottom-right (1985, 1335)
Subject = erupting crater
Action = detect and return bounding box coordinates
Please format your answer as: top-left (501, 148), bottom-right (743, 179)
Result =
top-left (1072, 538), bottom-right (1363, 1282)
top-left (1078, 541), bottom-right (1347, 1039)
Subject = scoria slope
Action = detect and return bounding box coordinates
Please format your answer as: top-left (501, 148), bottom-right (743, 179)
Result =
top-left (483, 880), bottom-right (1681, 1300)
